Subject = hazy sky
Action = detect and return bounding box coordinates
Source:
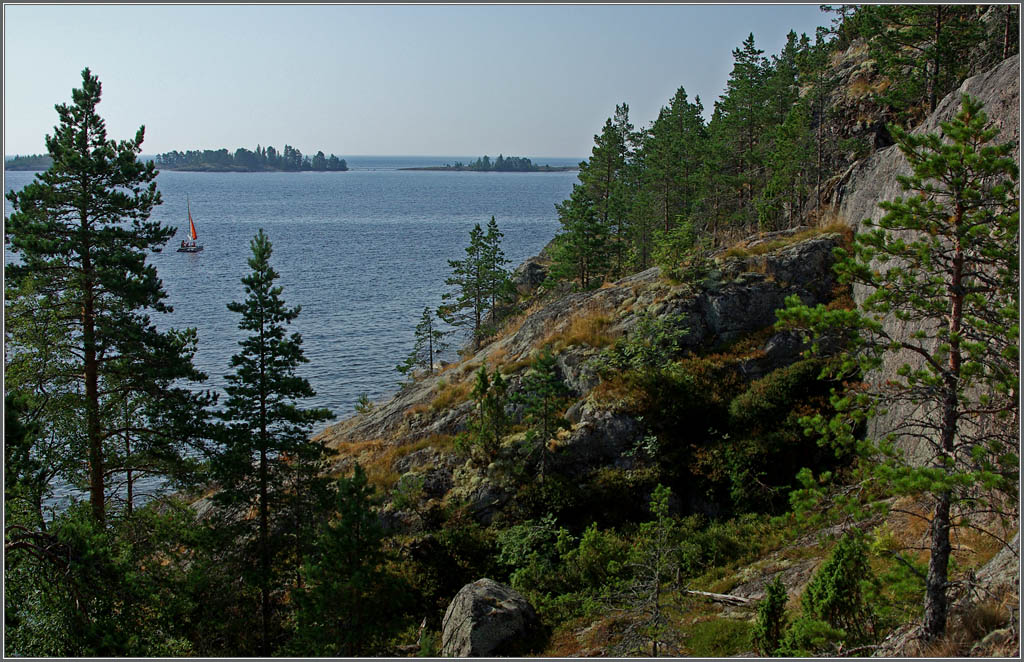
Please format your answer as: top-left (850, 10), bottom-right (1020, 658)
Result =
top-left (4, 4), bottom-right (830, 158)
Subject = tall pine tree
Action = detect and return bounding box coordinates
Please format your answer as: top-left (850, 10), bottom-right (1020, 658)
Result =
top-left (4, 68), bottom-right (211, 526)
top-left (211, 229), bottom-right (333, 655)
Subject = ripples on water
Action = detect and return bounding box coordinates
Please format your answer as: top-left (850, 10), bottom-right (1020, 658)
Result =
top-left (4, 157), bottom-right (579, 434)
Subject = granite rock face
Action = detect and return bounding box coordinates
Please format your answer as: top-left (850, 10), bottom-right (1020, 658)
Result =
top-left (441, 578), bottom-right (543, 657)
top-left (836, 56), bottom-right (1020, 462)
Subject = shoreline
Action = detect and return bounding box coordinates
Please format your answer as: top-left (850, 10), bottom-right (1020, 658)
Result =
top-left (398, 165), bottom-right (578, 172)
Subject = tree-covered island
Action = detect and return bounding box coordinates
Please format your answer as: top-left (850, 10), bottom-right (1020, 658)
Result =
top-left (4, 154), bottom-right (54, 170)
top-left (154, 145), bottom-right (348, 172)
top-left (401, 155), bottom-right (577, 172)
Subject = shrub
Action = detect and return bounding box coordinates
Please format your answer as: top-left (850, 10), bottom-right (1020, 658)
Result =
top-left (751, 576), bottom-right (789, 655)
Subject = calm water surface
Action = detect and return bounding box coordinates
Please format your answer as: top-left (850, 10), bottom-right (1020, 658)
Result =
top-left (4, 157), bottom-right (578, 428)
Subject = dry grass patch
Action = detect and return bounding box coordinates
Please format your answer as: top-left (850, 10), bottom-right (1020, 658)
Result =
top-left (330, 434), bottom-right (457, 491)
top-left (540, 305), bottom-right (618, 352)
top-left (430, 378), bottom-right (472, 413)
top-left (723, 221), bottom-right (852, 259)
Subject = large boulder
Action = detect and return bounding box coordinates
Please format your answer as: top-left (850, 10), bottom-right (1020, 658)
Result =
top-left (441, 578), bottom-right (543, 657)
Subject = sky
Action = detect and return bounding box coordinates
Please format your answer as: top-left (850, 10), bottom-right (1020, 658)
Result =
top-left (4, 4), bottom-right (831, 159)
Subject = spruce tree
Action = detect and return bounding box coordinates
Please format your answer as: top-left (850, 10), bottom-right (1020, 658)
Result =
top-left (211, 229), bottom-right (333, 655)
top-left (4, 68), bottom-right (211, 526)
top-left (779, 96), bottom-right (1019, 640)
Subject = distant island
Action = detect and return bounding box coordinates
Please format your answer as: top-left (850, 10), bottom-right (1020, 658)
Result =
top-left (400, 155), bottom-right (577, 172)
top-left (154, 145), bottom-right (347, 172)
top-left (6, 146), bottom-right (348, 173)
top-left (4, 154), bottom-right (53, 170)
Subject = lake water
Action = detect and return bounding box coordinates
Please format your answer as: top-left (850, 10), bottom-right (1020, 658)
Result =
top-left (4, 156), bottom-right (579, 429)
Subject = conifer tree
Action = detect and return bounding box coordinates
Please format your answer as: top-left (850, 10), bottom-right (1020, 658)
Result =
top-left (856, 5), bottom-right (986, 117)
top-left (438, 223), bottom-right (488, 345)
top-left (710, 33), bottom-right (769, 228)
top-left (481, 216), bottom-right (514, 327)
top-left (639, 87), bottom-right (707, 235)
top-left (211, 229), bottom-right (333, 655)
top-left (291, 465), bottom-right (409, 656)
top-left (779, 96), bottom-right (1019, 641)
top-left (468, 364), bottom-right (510, 463)
top-left (512, 347), bottom-right (571, 481)
top-left (548, 186), bottom-right (610, 289)
top-left (397, 306), bottom-right (448, 378)
top-left (4, 68), bottom-right (211, 526)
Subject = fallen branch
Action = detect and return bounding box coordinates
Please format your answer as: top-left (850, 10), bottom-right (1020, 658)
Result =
top-left (684, 589), bottom-right (753, 606)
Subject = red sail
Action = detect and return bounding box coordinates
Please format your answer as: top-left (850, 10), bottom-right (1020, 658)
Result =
top-left (188, 201), bottom-right (198, 240)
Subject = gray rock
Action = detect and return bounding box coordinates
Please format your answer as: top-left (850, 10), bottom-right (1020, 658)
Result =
top-left (837, 56), bottom-right (1020, 464)
top-left (512, 255), bottom-right (550, 295)
top-left (554, 409), bottom-right (642, 475)
top-left (441, 578), bottom-right (543, 657)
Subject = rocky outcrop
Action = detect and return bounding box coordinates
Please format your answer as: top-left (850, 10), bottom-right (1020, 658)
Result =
top-left (441, 578), bottom-right (544, 657)
top-left (835, 55), bottom-right (1020, 462)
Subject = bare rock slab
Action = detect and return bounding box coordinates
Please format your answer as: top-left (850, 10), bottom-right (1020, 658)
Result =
top-left (441, 578), bottom-right (543, 657)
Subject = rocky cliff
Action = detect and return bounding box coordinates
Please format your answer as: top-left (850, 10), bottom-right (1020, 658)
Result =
top-left (836, 55), bottom-right (1020, 461)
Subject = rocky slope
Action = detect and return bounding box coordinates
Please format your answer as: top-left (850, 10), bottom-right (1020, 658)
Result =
top-left (311, 55), bottom-right (1019, 658)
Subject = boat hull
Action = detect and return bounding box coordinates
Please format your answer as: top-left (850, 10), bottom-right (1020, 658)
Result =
top-left (176, 246), bottom-right (204, 253)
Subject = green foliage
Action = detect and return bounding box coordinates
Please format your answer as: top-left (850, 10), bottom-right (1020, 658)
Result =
top-left (290, 465), bottom-right (411, 656)
top-left (355, 391), bottom-right (374, 413)
top-left (686, 618), bottom-right (754, 657)
top-left (438, 219), bottom-right (512, 344)
top-left (752, 576), bottom-right (789, 655)
top-left (652, 217), bottom-right (711, 282)
top-left (511, 347), bottom-right (572, 480)
top-left (854, 5), bottom-right (987, 117)
top-left (774, 532), bottom-right (878, 656)
top-left (596, 313), bottom-right (690, 374)
top-left (465, 364), bottom-right (510, 464)
top-left (155, 144), bottom-right (347, 171)
top-left (5, 501), bottom-right (209, 657)
top-left (778, 95), bottom-right (1019, 639)
top-left (4, 68), bottom-right (213, 525)
top-left (210, 229), bottom-right (335, 655)
top-left (4, 153), bottom-right (54, 170)
top-left (397, 306), bottom-right (448, 379)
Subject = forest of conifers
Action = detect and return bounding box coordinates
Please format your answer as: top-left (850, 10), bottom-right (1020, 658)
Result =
top-left (4, 5), bottom-right (1020, 657)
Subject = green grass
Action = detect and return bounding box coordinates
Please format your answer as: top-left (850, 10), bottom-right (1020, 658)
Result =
top-left (685, 618), bottom-right (754, 656)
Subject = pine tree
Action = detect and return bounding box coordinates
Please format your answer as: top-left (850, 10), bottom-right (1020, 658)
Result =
top-left (438, 223), bottom-right (488, 345)
top-left (467, 364), bottom-right (510, 463)
top-left (779, 96), bottom-right (1019, 640)
top-left (481, 216), bottom-right (514, 329)
top-left (291, 465), bottom-right (410, 656)
top-left (4, 68), bottom-right (212, 526)
top-left (512, 347), bottom-right (571, 481)
top-left (548, 186), bottom-right (610, 289)
top-left (397, 306), bottom-right (448, 379)
top-left (211, 229), bottom-right (334, 655)
top-left (639, 87), bottom-right (707, 235)
top-left (856, 5), bottom-right (986, 118)
top-left (709, 33), bottom-right (770, 229)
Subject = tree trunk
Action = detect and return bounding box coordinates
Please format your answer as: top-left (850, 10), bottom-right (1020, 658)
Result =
top-left (924, 207), bottom-right (964, 640)
top-left (924, 490), bottom-right (952, 638)
top-left (82, 232), bottom-right (104, 527)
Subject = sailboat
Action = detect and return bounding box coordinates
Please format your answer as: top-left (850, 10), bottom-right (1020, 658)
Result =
top-left (176, 197), bottom-right (204, 253)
